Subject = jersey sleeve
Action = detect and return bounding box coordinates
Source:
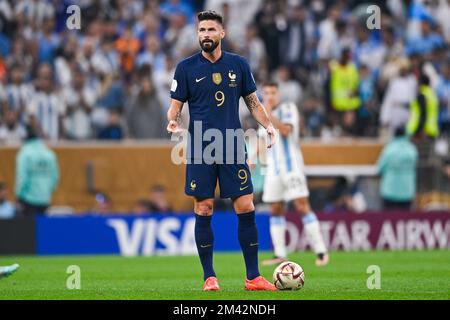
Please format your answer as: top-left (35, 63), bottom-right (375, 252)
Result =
top-left (170, 62), bottom-right (189, 103)
top-left (240, 58), bottom-right (257, 97)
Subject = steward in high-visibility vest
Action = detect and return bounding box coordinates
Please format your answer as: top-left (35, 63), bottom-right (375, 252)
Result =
top-left (329, 49), bottom-right (361, 112)
top-left (407, 75), bottom-right (439, 138)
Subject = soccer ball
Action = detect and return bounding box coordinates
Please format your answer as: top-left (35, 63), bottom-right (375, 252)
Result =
top-left (273, 261), bottom-right (305, 290)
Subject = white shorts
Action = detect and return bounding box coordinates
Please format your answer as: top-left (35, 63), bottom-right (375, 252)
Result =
top-left (262, 172), bottom-right (310, 203)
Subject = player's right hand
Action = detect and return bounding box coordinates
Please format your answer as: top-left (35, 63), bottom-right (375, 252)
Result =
top-left (266, 124), bottom-right (277, 149)
top-left (167, 120), bottom-right (180, 133)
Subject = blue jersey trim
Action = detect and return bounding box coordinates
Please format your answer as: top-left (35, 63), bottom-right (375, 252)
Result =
top-left (270, 110), bottom-right (280, 176)
top-left (282, 136), bottom-right (292, 173)
top-left (278, 107), bottom-right (292, 173)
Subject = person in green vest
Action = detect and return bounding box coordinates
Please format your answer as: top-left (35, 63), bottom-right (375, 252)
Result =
top-left (329, 48), bottom-right (361, 112)
top-left (329, 48), bottom-right (361, 135)
top-left (407, 74), bottom-right (439, 139)
top-left (15, 122), bottom-right (59, 216)
top-left (377, 127), bottom-right (418, 210)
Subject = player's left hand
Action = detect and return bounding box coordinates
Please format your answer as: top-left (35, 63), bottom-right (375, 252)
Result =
top-left (167, 120), bottom-right (180, 133)
top-left (248, 161), bottom-right (257, 171)
top-left (266, 124), bottom-right (277, 149)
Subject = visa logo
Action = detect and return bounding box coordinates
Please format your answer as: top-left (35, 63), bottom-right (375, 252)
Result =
top-left (106, 218), bottom-right (196, 256)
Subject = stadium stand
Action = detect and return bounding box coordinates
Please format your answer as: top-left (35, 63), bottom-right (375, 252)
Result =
top-left (0, 0), bottom-right (449, 212)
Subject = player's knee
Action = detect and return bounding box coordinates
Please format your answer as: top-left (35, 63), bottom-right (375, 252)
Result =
top-left (232, 194), bottom-right (255, 213)
top-left (234, 201), bottom-right (255, 214)
top-left (195, 200), bottom-right (214, 216)
top-left (271, 203), bottom-right (284, 216)
top-left (294, 198), bottom-right (310, 215)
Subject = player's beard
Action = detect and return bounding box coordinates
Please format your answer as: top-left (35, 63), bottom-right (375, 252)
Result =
top-left (200, 39), bottom-right (219, 53)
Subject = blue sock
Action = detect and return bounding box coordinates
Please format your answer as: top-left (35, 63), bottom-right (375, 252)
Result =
top-left (237, 211), bottom-right (260, 280)
top-left (194, 214), bottom-right (216, 280)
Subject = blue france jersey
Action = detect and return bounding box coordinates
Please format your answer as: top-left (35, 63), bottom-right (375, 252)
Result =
top-left (170, 51), bottom-right (257, 163)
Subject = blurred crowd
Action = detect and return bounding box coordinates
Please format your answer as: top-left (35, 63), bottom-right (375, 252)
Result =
top-left (0, 0), bottom-right (449, 143)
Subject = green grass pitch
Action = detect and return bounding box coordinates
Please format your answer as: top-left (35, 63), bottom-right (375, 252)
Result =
top-left (0, 250), bottom-right (449, 300)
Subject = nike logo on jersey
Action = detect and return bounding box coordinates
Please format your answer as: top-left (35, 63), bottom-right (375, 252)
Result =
top-left (200, 244), bottom-right (212, 248)
top-left (240, 185), bottom-right (249, 191)
top-left (249, 243), bottom-right (259, 247)
top-left (196, 76), bottom-right (206, 83)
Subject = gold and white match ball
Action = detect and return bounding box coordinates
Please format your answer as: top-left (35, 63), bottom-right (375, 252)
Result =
top-left (273, 261), bottom-right (305, 291)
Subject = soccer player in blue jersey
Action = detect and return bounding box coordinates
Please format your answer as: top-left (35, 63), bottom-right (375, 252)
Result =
top-left (167, 10), bottom-right (277, 291)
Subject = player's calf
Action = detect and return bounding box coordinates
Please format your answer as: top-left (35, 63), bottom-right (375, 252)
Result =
top-left (293, 198), bottom-right (329, 266)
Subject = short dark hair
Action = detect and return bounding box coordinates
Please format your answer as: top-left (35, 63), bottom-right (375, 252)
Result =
top-left (419, 74), bottom-right (430, 86)
top-left (197, 10), bottom-right (223, 25)
top-left (394, 126), bottom-right (406, 137)
top-left (25, 123), bottom-right (40, 140)
top-left (342, 47), bottom-right (352, 56)
top-left (262, 81), bottom-right (279, 88)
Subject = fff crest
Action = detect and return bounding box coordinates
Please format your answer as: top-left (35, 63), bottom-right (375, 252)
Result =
top-left (212, 73), bottom-right (222, 85)
top-left (228, 70), bottom-right (237, 87)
